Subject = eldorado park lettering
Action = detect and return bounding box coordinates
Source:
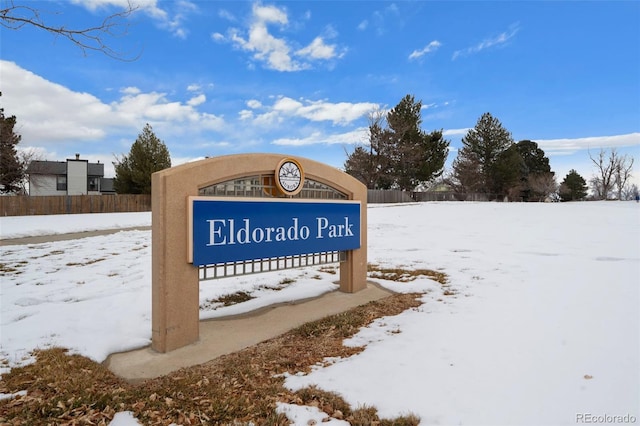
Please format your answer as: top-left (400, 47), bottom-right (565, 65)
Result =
top-left (206, 216), bottom-right (354, 246)
top-left (189, 198), bottom-right (361, 266)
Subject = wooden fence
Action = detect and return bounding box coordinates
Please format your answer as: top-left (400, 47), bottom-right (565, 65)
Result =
top-left (0, 194), bottom-right (152, 216)
top-left (412, 191), bottom-right (496, 202)
top-left (367, 189), bottom-right (415, 203)
top-left (368, 190), bottom-right (499, 203)
top-left (2, 190), bottom-right (501, 216)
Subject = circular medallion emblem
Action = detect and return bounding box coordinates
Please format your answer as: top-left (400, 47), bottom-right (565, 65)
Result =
top-left (276, 158), bottom-right (304, 196)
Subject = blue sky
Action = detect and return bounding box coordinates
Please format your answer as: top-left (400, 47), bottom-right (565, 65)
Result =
top-left (1, 1), bottom-right (639, 187)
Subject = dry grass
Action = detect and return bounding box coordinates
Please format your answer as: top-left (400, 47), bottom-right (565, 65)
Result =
top-left (213, 291), bottom-right (255, 307)
top-left (201, 291), bottom-right (256, 310)
top-left (0, 292), bottom-right (426, 425)
top-left (278, 277), bottom-right (296, 285)
top-left (200, 279), bottom-right (298, 311)
top-left (368, 263), bottom-right (448, 285)
top-left (65, 258), bottom-right (106, 267)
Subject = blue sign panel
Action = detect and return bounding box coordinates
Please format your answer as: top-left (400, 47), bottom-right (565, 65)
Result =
top-left (190, 198), bottom-right (361, 266)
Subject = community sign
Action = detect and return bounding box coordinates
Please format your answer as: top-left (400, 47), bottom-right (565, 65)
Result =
top-left (188, 198), bottom-right (361, 266)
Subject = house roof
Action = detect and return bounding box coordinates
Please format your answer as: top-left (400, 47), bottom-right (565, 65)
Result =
top-left (27, 160), bottom-right (105, 177)
top-left (88, 163), bottom-right (104, 176)
top-left (26, 161), bottom-right (66, 175)
top-left (100, 178), bottom-right (115, 193)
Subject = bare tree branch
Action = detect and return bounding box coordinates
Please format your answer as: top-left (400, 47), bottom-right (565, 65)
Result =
top-left (527, 172), bottom-right (557, 202)
top-left (1, 1), bottom-right (141, 61)
top-left (588, 147), bottom-right (635, 200)
top-left (614, 154), bottom-right (634, 200)
top-left (589, 148), bottom-right (617, 200)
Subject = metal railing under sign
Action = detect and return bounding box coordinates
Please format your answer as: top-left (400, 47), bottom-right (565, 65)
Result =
top-left (199, 251), bottom-right (345, 281)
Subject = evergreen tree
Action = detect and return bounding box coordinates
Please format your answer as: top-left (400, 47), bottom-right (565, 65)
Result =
top-left (514, 140), bottom-right (554, 201)
top-left (344, 95), bottom-right (449, 190)
top-left (452, 112), bottom-right (514, 198)
top-left (450, 154), bottom-right (483, 194)
top-left (559, 169), bottom-right (587, 201)
top-left (344, 146), bottom-right (375, 188)
top-left (516, 140), bottom-right (551, 175)
top-left (344, 109), bottom-right (395, 189)
top-left (491, 144), bottom-right (525, 199)
top-left (0, 93), bottom-right (24, 194)
top-left (386, 95), bottom-right (449, 190)
top-left (114, 123), bottom-right (171, 194)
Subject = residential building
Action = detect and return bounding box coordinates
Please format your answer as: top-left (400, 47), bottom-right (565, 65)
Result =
top-left (26, 154), bottom-right (115, 196)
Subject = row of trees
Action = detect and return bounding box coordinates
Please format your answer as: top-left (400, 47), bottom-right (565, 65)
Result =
top-left (344, 99), bottom-right (636, 201)
top-left (344, 103), bottom-right (559, 201)
top-left (558, 151), bottom-right (636, 201)
top-left (0, 91), bottom-right (634, 200)
top-left (450, 113), bottom-right (556, 201)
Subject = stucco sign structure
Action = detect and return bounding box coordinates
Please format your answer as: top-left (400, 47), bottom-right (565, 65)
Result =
top-left (151, 154), bottom-right (368, 353)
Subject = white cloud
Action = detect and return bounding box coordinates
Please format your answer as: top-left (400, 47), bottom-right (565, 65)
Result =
top-left (187, 84), bottom-right (201, 92)
top-left (218, 9), bottom-right (236, 22)
top-left (409, 40), bottom-right (441, 60)
top-left (192, 112), bottom-right (224, 130)
top-left (298, 101), bottom-right (374, 124)
top-left (362, 3), bottom-right (403, 36)
top-left (239, 110), bottom-right (254, 121)
top-left (253, 96), bottom-right (378, 126)
top-left (453, 23), bottom-right (520, 60)
top-left (75, 0), bottom-right (154, 13)
top-left (187, 94), bottom-right (206, 106)
top-left (272, 127), bottom-right (368, 146)
top-left (114, 91), bottom-right (223, 128)
top-left (386, 3), bottom-right (399, 14)
top-left (535, 133), bottom-right (640, 156)
top-left (2, 62), bottom-right (113, 142)
top-left (273, 97), bottom-right (303, 113)
top-left (1, 60), bottom-right (225, 148)
top-left (253, 2), bottom-right (288, 24)
top-left (220, 3), bottom-right (344, 71)
top-left (211, 32), bottom-right (225, 42)
top-left (297, 37), bottom-right (335, 60)
top-left (246, 100), bottom-right (262, 109)
top-left (120, 86), bottom-right (141, 95)
top-left (272, 131), bottom-right (323, 146)
top-left (253, 110), bottom-right (282, 126)
top-left (443, 128), bottom-right (471, 136)
top-left (71, 0), bottom-right (196, 39)
top-left (229, 6), bottom-right (302, 72)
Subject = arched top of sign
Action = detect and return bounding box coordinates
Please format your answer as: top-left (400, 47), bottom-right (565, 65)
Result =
top-left (275, 157), bottom-right (305, 196)
top-left (199, 175), bottom-right (347, 200)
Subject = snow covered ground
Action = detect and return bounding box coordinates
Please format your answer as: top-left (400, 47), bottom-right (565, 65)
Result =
top-left (0, 211), bottom-right (151, 239)
top-left (1, 202), bottom-right (638, 425)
